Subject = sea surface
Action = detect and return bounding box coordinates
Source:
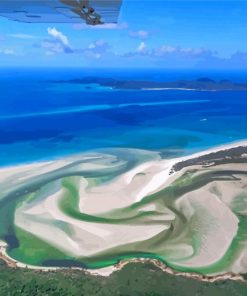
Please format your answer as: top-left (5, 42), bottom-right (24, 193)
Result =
top-left (1, 67), bottom-right (247, 166)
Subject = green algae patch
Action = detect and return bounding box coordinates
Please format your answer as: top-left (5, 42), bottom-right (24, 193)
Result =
top-left (8, 227), bottom-right (70, 266)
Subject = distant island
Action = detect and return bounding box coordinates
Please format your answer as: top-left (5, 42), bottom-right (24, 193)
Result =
top-left (54, 77), bottom-right (247, 91)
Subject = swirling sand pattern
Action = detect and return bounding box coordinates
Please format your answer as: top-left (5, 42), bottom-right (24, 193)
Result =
top-left (0, 147), bottom-right (247, 275)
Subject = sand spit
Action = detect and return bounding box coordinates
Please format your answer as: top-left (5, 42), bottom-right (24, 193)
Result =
top-left (141, 88), bottom-right (218, 92)
top-left (142, 88), bottom-right (197, 91)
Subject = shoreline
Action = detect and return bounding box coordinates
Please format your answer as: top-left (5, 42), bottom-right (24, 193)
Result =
top-left (1, 139), bottom-right (247, 280)
top-left (0, 242), bottom-right (245, 282)
top-left (141, 87), bottom-right (217, 91)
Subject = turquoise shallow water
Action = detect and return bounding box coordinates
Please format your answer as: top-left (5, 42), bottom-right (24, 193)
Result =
top-left (0, 68), bottom-right (247, 165)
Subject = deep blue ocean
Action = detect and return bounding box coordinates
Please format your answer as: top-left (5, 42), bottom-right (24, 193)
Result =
top-left (1, 67), bottom-right (247, 166)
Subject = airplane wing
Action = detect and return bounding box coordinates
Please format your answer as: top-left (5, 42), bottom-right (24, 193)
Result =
top-left (0, 0), bottom-right (123, 25)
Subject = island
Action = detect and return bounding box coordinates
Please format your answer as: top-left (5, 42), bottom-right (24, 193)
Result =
top-left (53, 77), bottom-right (247, 91)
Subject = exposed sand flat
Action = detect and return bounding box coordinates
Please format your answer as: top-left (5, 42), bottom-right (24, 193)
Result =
top-left (1, 140), bottom-right (247, 277)
top-left (79, 139), bottom-right (247, 216)
top-left (175, 190), bottom-right (239, 267)
top-left (78, 159), bottom-right (175, 215)
top-left (0, 159), bottom-right (68, 183)
top-left (17, 187), bottom-right (170, 257)
top-left (0, 152), bottom-right (122, 186)
top-left (209, 176), bottom-right (247, 207)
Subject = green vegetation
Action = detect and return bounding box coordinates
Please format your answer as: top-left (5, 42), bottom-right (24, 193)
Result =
top-left (0, 260), bottom-right (246, 296)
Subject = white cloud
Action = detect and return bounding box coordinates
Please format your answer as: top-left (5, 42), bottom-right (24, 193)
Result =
top-left (9, 34), bottom-right (36, 39)
top-left (88, 40), bottom-right (108, 50)
top-left (152, 45), bottom-right (216, 58)
top-left (137, 42), bottom-right (146, 53)
top-left (47, 27), bottom-right (70, 47)
top-left (41, 41), bottom-right (64, 55)
top-left (41, 27), bottom-right (73, 54)
top-left (129, 30), bottom-right (149, 39)
top-left (84, 40), bottom-right (110, 59)
top-left (0, 49), bottom-right (15, 55)
top-left (155, 45), bottom-right (177, 55)
top-left (124, 43), bottom-right (215, 60)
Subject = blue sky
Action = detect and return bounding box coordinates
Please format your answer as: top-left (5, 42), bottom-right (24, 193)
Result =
top-left (1, 1), bottom-right (247, 68)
